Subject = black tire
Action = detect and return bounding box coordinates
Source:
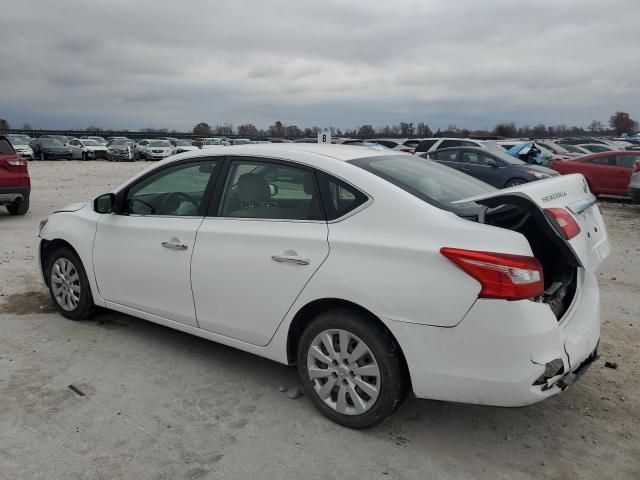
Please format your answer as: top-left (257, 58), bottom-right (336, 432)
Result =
top-left (297, 308), bottom-right (409, 429)
top-left (505, 178), bottom-right (527, 188)
top-left (6, 195), bottom-right (29, 215)
top-left (82, 152), bottom-right (87, 161)
top-left (46, 246), bottom-right (95, 320)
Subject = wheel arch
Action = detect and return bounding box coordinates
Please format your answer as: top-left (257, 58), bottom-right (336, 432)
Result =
top-left (39, 238), bottom-right (80, 287)
top-left (286, 297), bottom-right (411, 387)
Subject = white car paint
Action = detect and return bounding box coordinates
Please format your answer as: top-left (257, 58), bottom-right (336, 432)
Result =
top-left (38, 144), bottom-right (609, 415)
top-left (135, 139), bottom-right (174, 160)
top-left (68, 139), bottom-right (108, 160)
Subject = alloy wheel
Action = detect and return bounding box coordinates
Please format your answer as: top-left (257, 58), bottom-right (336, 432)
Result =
top-left (306, 329), bottom-right (381, 415)
top-left (51, 257), bottom-right (81, 311)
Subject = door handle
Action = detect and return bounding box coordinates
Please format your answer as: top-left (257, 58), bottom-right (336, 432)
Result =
top-left (162, 241), bottom-right (188, 250)
top-left (271, 255), bottom-right (310, 265)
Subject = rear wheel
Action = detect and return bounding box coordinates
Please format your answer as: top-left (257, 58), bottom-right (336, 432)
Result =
top-left (46, 247), bottom-right (94, 320)
top-left (506, 178), bottom-right (526, 188)
top-left (297, 308), bottom-right (409, 429)
top-left (6, 195), bottom-right (29, 215)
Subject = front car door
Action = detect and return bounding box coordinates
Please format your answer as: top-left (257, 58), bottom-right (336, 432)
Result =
top-left (92, 158), bottom-right (222, 326)
top-left (460, 150), bottom-right (505, 187)
top-left (581, 156), bottom-right (616, 194)
top-left (191, 157), bottom-right (330, 346)
top-left (68, 140), bottom-right (81, 159)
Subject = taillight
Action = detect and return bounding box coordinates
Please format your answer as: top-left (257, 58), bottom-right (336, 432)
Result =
top-left (544, 208), bottom-right (581, 240)
top-left (440, 248), bottom-right (544, 301)
top-left (6, 157), bottom-right (27, 167)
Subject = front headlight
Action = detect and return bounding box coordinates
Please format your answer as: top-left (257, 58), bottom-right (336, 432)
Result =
top-left (528, 171), bottom-right (550, 179)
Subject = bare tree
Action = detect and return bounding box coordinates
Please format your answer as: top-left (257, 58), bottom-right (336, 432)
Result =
top-left (237, 124), bottom-right (258, 136)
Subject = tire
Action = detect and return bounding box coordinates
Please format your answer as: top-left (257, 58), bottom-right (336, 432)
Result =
top-left (505, 178), bottom-right (526, 188)
top-left (6, 195), bottom-right (29, 215)
top-left (297, 308), bottom-right (409, 429)
top-left (40, 152), bottom-right (45, 161)
top-left (82, 152), bottom-right (87, 161)
top-left (46, 247), bottom-right (95, 320)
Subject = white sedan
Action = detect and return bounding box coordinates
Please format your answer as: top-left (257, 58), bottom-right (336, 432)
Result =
top-left (37, 144), bottom-right (609, 428)
top-left (68, 138), bottom-right (108, 160)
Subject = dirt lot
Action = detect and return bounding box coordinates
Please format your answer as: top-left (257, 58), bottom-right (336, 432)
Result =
top-left (1, 160), bottom-right (639, 480)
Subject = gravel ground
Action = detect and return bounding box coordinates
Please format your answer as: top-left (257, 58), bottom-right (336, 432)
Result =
top-left (1, 160), bottom-right (639, 480)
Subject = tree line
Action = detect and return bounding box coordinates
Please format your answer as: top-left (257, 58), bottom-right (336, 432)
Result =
top-left (1, 111), bottom-right (637, 139)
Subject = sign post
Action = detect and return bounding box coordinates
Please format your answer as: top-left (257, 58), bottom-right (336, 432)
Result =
top-left (317, 131), bottom-right (331, 144)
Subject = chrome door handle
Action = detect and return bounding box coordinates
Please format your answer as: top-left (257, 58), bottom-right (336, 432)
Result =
top-left (162, 241), bottom-right (188, 250)
top-left (271, 255), bottom-right (310, 265)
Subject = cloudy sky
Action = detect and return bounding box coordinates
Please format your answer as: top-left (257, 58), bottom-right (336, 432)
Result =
top-left (1, 0), bottom-right (639, 131)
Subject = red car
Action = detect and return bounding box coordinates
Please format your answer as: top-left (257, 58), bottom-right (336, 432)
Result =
top-left (551, 151), bottom-right (640, 197)
top-left (0, 135), bottom-right (30, 215)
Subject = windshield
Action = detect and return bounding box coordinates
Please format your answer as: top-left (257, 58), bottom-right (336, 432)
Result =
top-left (175, 140), bottom-right (193, 146)
top-left (482, 141), bottom-right (510, 155)
top-left (204, 138), bottom-right (221, 145)
top-left (41, 139), bottom-right (63, 146)
top-left (83, 140), bottom-right (100, 146)
top-left (488, 147), bottom-right (527, 165)
top-left (149, 140), bottom-right (171, 147)
top-left (8, 135), bottom-right (31, 145)
top-left (349, 155), bottom-right (494, 216)
top-left (563, 145), bottom-right (584, 154)
top-left (111, 141), bottom-right (130, 147)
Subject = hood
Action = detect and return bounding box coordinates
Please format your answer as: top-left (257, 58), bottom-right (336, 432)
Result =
top-left (523, 164), bottom-right (558, 175)
top-left (54, 201), bottom-right (87, 213)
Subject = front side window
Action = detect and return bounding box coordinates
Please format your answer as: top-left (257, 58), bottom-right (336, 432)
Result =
top-left (124, 160), bottom-right (220, 216)
top-left (430, 150), bottom-right (459, 162)
top-left (615, 154), bottom-right (640, 168)
top-left (438, 140), bottom-right (463, 149)
top-left (219, 159), bottom-right (322, 220)
top-left (461, 151), bottom-right (497, 166)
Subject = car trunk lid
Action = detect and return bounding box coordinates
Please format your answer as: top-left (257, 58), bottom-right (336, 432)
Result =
top-left (454, 174), bottom-right (610, 273)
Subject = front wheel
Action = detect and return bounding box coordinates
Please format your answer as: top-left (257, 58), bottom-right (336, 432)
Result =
top-left (82, 152), bottom-right (87, 161)
top-left (297, 309), bottom-right (409, 429)
top-left (46, 247), bottom-right (95, 320)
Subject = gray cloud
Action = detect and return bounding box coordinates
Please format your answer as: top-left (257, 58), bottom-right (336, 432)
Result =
top-left (0, 0), bottom-right (639, 131)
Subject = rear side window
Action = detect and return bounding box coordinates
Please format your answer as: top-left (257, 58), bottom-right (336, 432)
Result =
top-left (317, 172), bottom-right (368, 220)
top-left (0, 139), bottom-right (15, 154)
top-left (429, 150), bottom-right (459, 162)
top-left (585, 156), bottom-right (613, 166)
top-left (616, 155), bottom-right (640, 168)
top-left (416, 139), bottom-right (437, 152)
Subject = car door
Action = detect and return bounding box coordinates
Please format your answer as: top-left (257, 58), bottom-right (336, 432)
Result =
top-left (92, 158), bottom-right (222, 326)
top-left (428, 149), bottom-right (462, 171)
top-left (190, 157), bottom-right (330, 346)
top-left (68, 140), bottom-right (82, 159)
top-left (460, 150), bottom-right (505, 187)
top-left (581, 156), bottom-right (615, 194)
top-left (611, 154), bottom-right (637, 194)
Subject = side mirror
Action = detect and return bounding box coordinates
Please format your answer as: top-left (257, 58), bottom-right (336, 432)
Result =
top-left (486, 159), bottom-right (499, 168)
top-left (94, 193), bottom-right (115, 214)
top-left (269, 183), bottom-right (279, 196)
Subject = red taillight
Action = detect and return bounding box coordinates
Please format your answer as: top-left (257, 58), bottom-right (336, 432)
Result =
top-left (6, 157), bottom-right (27, 167)
top-left (440, 248), bottom-right (544, 301)
top-left (544, 208), bottom-right (581, 240)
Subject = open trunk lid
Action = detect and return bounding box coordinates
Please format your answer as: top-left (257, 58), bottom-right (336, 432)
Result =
top-left (454, 174), bottom-right (610, 272)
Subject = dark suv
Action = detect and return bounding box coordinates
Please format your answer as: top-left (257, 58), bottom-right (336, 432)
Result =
top-left (0, 136), bottom-right (30, 215)
top-left (30, 138), bottom-right (73, 160)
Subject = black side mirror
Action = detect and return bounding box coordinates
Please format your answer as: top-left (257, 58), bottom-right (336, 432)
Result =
top-left (486, 159), bottom-right (499, 168)
top-left (94, 193), bottom-right (115, 214)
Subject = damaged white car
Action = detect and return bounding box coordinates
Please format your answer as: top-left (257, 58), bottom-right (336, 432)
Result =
top-left (37, 144), bottom-right (610, 428)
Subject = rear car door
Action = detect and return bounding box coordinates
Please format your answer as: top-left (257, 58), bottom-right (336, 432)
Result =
top-left (428, 150), bottom-right (462, 171)
top-left (93, 158), bottom-right (222, 326)
top-left (460, 150), bottom-right (505, 187)
top-left (190, 157), bottom-right (329, 346)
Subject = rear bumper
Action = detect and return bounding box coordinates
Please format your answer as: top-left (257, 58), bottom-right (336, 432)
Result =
top-left (0, 186), bottom-right (30, 205)
top-left (386, 268), bottom-right (601, 407)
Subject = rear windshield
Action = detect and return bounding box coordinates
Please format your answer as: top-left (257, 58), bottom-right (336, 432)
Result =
top-left (149, 140), bottom-right (171, 147)
top-left (0, 138), bottom-right (16, 154)
top-left (349, 155), bottom-right (494, 216)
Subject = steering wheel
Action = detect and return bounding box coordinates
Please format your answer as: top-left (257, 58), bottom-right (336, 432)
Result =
top-left (160, 191), bottom-right (197, 215)
top-left (130, 198), bottom-right (156, 214)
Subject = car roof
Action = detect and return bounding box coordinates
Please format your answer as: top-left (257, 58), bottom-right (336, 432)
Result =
top-left (170, 143), bottom-right (398, 163)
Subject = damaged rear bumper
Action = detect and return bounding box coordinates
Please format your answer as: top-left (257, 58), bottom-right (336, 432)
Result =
top-left (385, 268), bottom-right (601, 407)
